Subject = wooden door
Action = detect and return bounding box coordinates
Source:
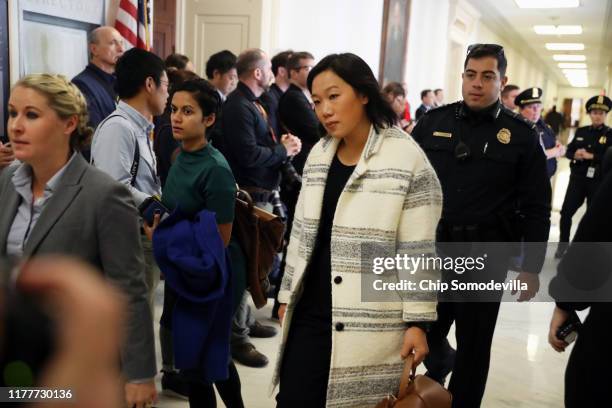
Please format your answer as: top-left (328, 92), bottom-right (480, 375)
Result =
top-left (153, 0), bottom-right (176, 59)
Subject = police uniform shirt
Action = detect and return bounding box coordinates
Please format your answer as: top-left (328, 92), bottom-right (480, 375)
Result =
top-left (535, 118), bottom-right (558, 178)
top-left (565, 124), bottom-right (612, 179)
top-left (411, 100), bottom-right (551, 272)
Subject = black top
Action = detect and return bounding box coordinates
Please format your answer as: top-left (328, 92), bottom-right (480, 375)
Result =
top-left (544, 110), bottom-right (564, 134)
top-left (153, 110), bottom-right (179, 187)
top-left (278, 84), bottom-right (321, 175)
top-left (411, 100), bottom-right (551, 273)
top-left (294, 154), bottom-right (355, 324)
top-left (552, 169), bottom-right (612, 313)
top-left (217, 81), bottom-right (287, 190)
top-left (259, 83), bottom-right (285, 138)
top-left (565, 124), bottom-right (612, 179)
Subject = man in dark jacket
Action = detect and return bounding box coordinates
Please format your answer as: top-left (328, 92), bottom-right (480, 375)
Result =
top-left (278, 51), bottom-right (320, 175)
top-left (217, 48), bottom-right (301, 368)
top-left (260, 50), bottom-right (293, 138)
top-left (72, 27), bottom-right (124, 159)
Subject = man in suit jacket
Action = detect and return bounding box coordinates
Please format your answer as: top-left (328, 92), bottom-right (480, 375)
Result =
top-left (260, 50), bottom-right (293, 138)
top-left (415, 89), bottom-right (435, 121)
top-left (278, 51), bottom-right (320, 175)
top-left (0, 154), bottom-right (157, 397)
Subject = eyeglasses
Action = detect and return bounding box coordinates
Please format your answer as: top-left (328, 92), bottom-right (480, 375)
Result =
top-left (466, 43), bottom-right (505, 56)
top-left (297, 65), bottom-right (314, 72)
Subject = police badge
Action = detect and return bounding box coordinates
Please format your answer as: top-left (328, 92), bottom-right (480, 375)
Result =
top-left (497, 128), bottom-right (511, 144)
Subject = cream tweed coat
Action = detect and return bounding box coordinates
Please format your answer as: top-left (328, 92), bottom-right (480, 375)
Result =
top-left (272, 125), bottom-right (443, 407)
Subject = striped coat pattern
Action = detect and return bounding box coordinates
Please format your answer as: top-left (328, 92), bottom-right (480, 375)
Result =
top-left (272, 125), bottom-right (443, 407)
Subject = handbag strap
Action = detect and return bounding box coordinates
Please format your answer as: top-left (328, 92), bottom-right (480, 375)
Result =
top-left (397, 354), bottom-right (417, 399)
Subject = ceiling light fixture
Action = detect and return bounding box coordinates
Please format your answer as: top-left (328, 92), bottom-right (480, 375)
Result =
top-left (515, 0), bottom-right (579, 8)
top-left (534, 25), bottom-right (582, 35)
top-left (553, 54), bottom-right (586, 61)
top-left (545, 43), bottom-right (585, 50)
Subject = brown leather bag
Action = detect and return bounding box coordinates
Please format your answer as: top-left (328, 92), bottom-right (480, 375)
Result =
top-left (233, 189), bottom-right (285, 309)
top-left (375, 355), bottom-right (452, 408)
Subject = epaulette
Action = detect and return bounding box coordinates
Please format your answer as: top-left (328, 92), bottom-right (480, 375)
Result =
top-left (500, 107), bottom-right (536, 130)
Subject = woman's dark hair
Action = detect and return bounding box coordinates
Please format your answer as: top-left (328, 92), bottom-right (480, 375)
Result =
top-left (115, 48), bottom-right (166, 99)
top-left (172, 78), bottom-right (221, 118)
top-left (383, 82), bottom-right (405, 98)
top-left (307, 53), bottom-right (396, 131)
top-left (165, 53), bottom-right (191, 71)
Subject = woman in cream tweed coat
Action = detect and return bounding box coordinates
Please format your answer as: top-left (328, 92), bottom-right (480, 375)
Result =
top-left (273, 53), bottom-right (443, 408)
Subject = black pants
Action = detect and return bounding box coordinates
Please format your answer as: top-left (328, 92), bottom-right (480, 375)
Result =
top-left (559, 176), bottom-right (600, 242)
top-left (276, 318), bottom-right (331, 408)
top-left (426, 301), bottom-right (501, 408)
top-left (188, 361), bottom-right (244, 408)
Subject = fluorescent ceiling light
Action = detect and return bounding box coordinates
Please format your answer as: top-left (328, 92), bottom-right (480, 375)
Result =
top-left (546, 43), bottom-right (585, 50)
top-left (553, 54), bottom-right (586, 61)
top-left (563, 68), bottom-right (589, 87)
top-left (515, 0), bottom-right (579, 8)
top-left (558, 62), bottom-right (587, 68)
top-left (534, 25), bottom-right (582, 35)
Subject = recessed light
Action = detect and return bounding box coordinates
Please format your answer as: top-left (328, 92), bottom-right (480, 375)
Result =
top-left (553, 54), bottom-right (586, 61)
top-left (558, 62), bottom-right (587, 68)
top-left (515, 0), bottom-right (579, 8)
top-left (534, 25), bottom-right (582, 35)
top-left (546, 43), bottom-right (585, 50)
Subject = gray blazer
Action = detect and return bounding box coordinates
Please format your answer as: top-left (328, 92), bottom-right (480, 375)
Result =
top-left (0, 155), bottom-right (156, 380)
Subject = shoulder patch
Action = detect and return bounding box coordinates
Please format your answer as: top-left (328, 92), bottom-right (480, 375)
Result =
top-left (500, 108), bottom-right (536, 130)
top-left (423, 101), bottom-right (459, 117)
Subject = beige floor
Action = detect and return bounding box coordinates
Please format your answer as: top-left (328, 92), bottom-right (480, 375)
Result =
top-left (155, 148), bottom-right (585, 408)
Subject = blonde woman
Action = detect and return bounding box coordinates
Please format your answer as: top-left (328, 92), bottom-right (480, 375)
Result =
top-left (274, 54), bottom-right (443, 407)
top-left (0, 74), bottom-right (157, 408)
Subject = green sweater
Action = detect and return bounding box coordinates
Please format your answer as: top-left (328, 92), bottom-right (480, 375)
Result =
top-left (162, 143), bottom-right (246, 311)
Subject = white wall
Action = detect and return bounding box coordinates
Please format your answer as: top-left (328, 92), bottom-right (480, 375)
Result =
top-left (274, 0), bottom-right (384, 78)
top-left (405, 0), bottom-right (450, 113)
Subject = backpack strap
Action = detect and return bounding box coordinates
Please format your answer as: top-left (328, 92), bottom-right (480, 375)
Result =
top-left (92, 113), bottom-right (140, 186)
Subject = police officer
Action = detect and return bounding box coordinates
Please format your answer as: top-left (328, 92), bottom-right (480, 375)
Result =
top-left (516, 87), bottom-right (566, 178)
top-left (411, 44), bottom-right (551, 408)
top-left (555, 95), bottom-right (612, 258)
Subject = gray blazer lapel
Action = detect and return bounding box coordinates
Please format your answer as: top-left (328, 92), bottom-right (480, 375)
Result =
top-left (0, 186), bottom-right (20, 256)
top-left (22, 156), bottom-right (87, 257)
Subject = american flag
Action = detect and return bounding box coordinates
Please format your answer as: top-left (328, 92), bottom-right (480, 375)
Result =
top-left (115, 0), bottom-right (152, 50)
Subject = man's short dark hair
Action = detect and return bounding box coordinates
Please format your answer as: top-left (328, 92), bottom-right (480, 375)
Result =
top-left (205, 50), bottom-right (237, 79)
top-left (464, 44), bottom-right (507, 77)
top-left (434, 88), bottom-right (443, 95)
top-left (271, 50), bottom-right (293, 76)
top-left (383, 82), bottom-right (405, 98)
top-left (421, 89), bottom-right (432, 100)
top-left (236, 48), bottom-right (266, 78)
top-left (287, 51), bottom-right (315, 74)
top-left (115, 48), bottom-right (166, 99)
top-left (501, 84), bottom-right (519, 98)
top-left (165, 53), bottom-right (190, 71)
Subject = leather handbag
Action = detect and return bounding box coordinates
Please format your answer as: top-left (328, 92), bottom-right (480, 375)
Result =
top-left (233, 189), bottom-right (285, 309)
top-left (375, 355), bottom-right (452, 408)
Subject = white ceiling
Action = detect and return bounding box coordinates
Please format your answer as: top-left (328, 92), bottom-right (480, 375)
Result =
top-left (468, 0), bottom-right (612, 88)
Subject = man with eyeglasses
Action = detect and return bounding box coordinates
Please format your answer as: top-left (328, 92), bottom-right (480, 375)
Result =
top-left (411, 43), bottom-right (551, 408)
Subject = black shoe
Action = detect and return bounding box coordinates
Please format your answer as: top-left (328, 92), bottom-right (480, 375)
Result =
top-left (555, 243), bottom-right (568, 259)
top-left (161, 370), bottom-right (189, 400)
top-left (232, 343), bottom-right (269, 368)
top-left (249, 320), bottom-right (278, 338)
